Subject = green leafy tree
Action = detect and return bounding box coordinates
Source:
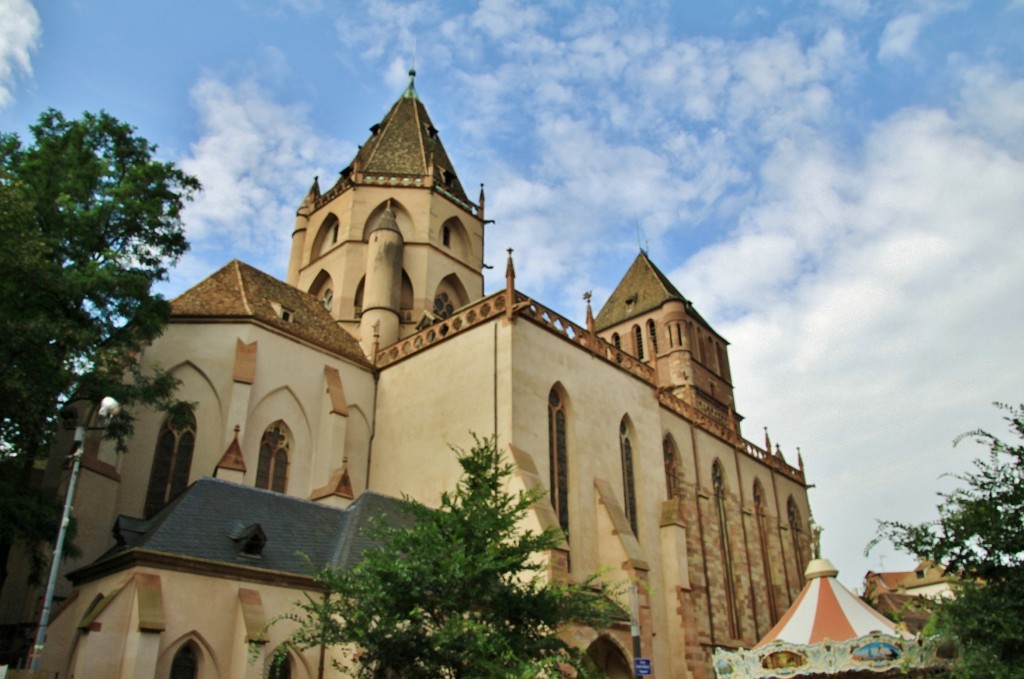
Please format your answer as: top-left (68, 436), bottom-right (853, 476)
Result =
top-left (873, 403), bottom-right (1024, 678)
top-left (276, 436), bottom-right (622, 678)
top-left (0, 109), bottom-right (199, 589)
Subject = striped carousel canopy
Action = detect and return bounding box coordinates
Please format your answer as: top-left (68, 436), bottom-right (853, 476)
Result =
top-left (756, 559), bottom-right (910, 647)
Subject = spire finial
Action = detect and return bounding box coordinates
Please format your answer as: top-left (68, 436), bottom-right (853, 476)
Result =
top-left (403, 68), bottom-right (419, 100)
top-left (505, 249), bottom-right (515, 318)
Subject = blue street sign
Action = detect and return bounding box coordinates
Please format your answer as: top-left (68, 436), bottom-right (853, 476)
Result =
top-left (635, 658), bottom-right (652, 676)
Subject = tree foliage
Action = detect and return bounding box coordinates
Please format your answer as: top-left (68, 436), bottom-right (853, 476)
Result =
top-left (873, 403), bottom-right (1024, 678)
top-left (276, 436), bottom-right (622, 678)
top-left (0, 109), bottom-right (198, 580)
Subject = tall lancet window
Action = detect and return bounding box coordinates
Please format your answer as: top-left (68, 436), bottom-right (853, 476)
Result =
top-left (144, 409), bottom-right (196, 518)
top-left (170, 644), bottom-right (198, 679)
top-left (663, 435), bottom-right (680, 499)
top-left (548, 388), bottom-right (569, 533)
top-left (788, 497), bottom-right (805, 578)
top-left (754, 480), bottom-right (779, 622)
top-left (632, 325), bottom-right (645, 361)
top-left (619, 419), bottom-right (638, 535)
top-left (648, 319), bottom-right (659, 355)
top-left (713, 461), bottom-right (740, 638)
top-left (256, 421), bottom-right (291, 493)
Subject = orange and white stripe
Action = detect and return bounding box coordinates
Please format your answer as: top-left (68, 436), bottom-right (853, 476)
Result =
top-left (756, 559), bottom-right (909, 647)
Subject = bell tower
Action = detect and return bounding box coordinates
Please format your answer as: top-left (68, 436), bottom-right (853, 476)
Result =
top-left (287, 71), bottom-right (486, 358)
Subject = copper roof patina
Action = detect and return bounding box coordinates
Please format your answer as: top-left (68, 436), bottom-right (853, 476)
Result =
top-left (171, 260), bottom-right (368, 365)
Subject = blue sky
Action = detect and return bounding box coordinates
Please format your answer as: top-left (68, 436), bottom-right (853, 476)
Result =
top-left (3, 0), bottom-right (1023, 589)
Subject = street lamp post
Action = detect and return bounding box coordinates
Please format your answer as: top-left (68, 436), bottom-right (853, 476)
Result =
top-left (29, 396), bottom-right (120, 671)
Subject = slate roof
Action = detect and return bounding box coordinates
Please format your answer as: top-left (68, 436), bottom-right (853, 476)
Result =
top-left (343, 72), bottom-right (469, 204)
top-left (594, 252), bottom-right (716, 334)
top-left (170, 260), bottom-right (368, 365)
top-left (101, 477), bottom-right (409, 577)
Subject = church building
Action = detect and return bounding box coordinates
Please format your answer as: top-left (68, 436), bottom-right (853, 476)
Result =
top-left (1, 73), bottom-right (813, 678)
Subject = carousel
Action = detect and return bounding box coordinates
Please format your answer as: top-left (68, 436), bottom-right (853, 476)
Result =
top-left (713, 559), bottom-right (954, 678)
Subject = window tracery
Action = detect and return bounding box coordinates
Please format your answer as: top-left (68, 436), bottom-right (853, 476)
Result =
top-left (433, 291), bottom-right (455, 319)
top-left (256, 422), bottom-right (290, 493)
top-left (144, 410), bottom-right (196, 518)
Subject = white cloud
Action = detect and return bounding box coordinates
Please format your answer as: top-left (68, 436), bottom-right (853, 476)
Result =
top-left (673, 66), bottom-right (1024, 578)
top-left (176, 75), bottom-right (353, 286)
top-left (878, 13), bottom-right (925, 60)
top-left (191, 0), bottom-right (1023, 580)
top-left (0, 0), bottom-right (40, 108)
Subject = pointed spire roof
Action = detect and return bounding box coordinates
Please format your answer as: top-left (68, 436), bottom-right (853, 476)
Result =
top-left (348, 70), bottom-right (469, 203)
top-left (594, 252), bottom-right (698, 331)
top-left (756, 559), bottom-right (909, 647)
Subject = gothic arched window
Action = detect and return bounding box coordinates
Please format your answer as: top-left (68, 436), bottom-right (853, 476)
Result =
top-left (713, 460), bottom-right (740, 638)
top-left (632, 325), bottom-right (645, 361)
top-left (754, 480), bottom-right (779, 621)
top-left (788, 497), bottom-right (805, 577)
top-left (548, 388), bottom-right (569, 533)
top-left (663, 436), bottom-right (680, 499)
top-left (647, 319), bottom-right (658, 355)
top-left (256, 422), bottom-right (291, 493)
top-left (170, 643), bottom-right (198, 679)
top-left (144, 410), bottom-right (196, 518)
top-left (268, 653), bottom-right (292, 679)
top-left (619, 419), bottom-right (638, 535)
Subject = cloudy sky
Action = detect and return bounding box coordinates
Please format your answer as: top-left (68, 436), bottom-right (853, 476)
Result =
top-left (2, 0), bottom-right (1023, 589)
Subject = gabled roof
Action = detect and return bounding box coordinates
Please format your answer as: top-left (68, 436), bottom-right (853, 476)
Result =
top-left (346, 71), bottom-right (468, 203)
top-left (94, 478), bottom-right (410, 578)
top-left (170, 260), bottom-right (368, 365)
top-left (594, 252), bottom-right (711, 331)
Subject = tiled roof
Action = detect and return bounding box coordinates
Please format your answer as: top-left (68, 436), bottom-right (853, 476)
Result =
top-left (866, 569), bottom-right (915, 594)
top-left (595, 252), bottom-right (696, 330)
top-left (170, 260), bottom-right (368, 365)
top-left (346, 73), bottom-right (468, 203)
top-left (102, 478), bottom-right (410, 577)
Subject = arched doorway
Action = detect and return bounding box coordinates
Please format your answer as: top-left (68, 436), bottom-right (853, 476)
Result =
top-left (586, 636), bottom-right (632, 679)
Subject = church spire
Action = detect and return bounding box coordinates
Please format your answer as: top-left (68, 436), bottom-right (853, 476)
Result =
top-left (341, 71), bottom-right (469, 203)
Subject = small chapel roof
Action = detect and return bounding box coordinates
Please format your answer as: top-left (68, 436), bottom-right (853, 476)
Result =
top-left (594, 251), bottom-right (716, 334)
top-left (78, 478), bottom-right (410, 580)
top-left (170, 260), bottom-right (368, 365)
top-left (344, 70), bottom-right (469, 203)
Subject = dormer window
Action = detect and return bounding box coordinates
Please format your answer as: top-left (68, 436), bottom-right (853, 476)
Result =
top-left (229, 523), bottom-right (267, 558)
top-left (426, 124), bottom-right (438, 140)
top-left (369, 123), bottom-right (381, 136)
top-left (270, 302), bottom-right (296, 323)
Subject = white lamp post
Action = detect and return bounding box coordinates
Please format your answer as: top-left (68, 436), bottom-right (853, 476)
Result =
top-left (29, 396), bottom-right (120, 671)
